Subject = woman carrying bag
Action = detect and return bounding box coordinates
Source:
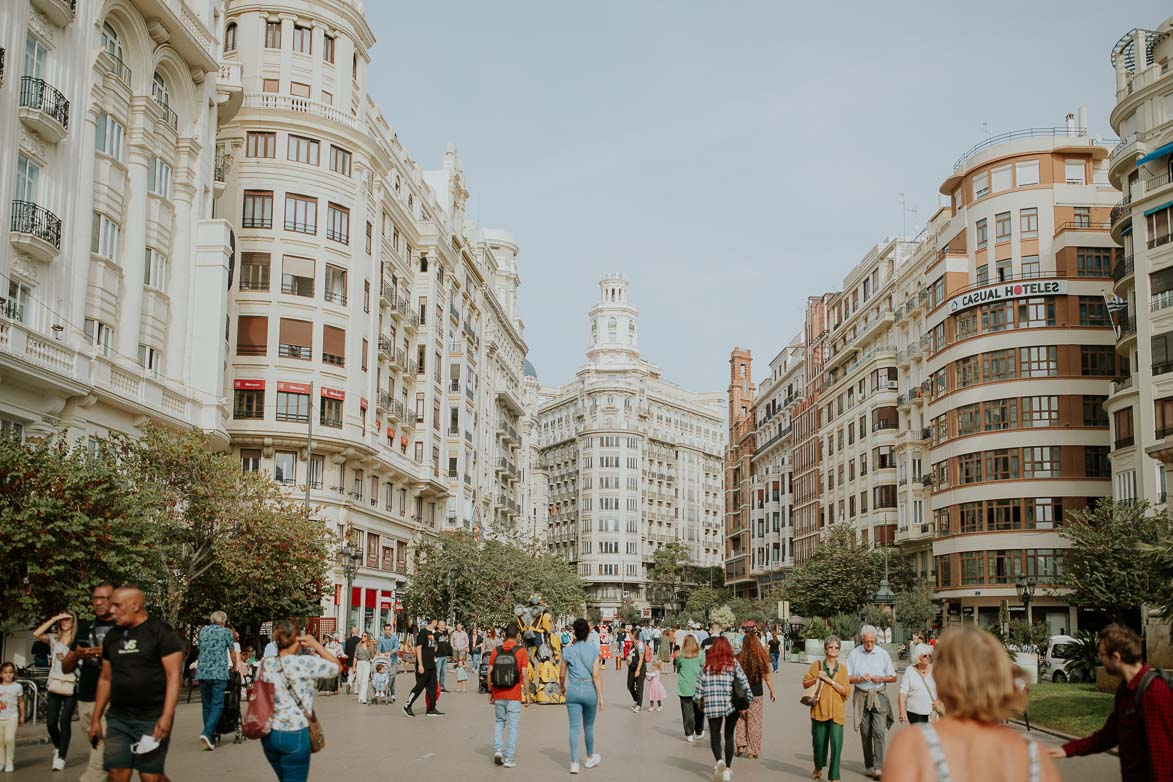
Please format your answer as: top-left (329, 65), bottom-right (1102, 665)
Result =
top-left (898, 643), bottom-right (941, 724)
top-left (694, 636), bottom-right (752, 782)
top-left (258, 620), bottom-right (339, 782)
top-left (33, 612), bottom-right (77, 772)
top-left (802, 635), bottom-right (851, 782)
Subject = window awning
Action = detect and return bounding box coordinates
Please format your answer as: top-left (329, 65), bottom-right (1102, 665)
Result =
top-left (1137, 142), bottom-right (1173, 166)
top-left (1144, 201), bottom-right (1173, 217)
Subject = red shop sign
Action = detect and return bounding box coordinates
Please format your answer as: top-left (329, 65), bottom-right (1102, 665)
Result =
top-left (321, 387), bottom-right (345, 401)
top-left (277, 381), bottom-right (311, 394)
top-left (233, 379), bottom-right (265, 390)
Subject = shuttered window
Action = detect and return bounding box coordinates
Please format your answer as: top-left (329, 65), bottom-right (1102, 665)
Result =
top-left (236, 315), bottom-right (268, 355)
top-left (323, 325), bottom-right (346, 367)
top-left (279, 318), bottom-right (312, 360)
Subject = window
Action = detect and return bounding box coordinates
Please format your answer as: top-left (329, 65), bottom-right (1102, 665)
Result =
top-left (1147, 204), bottom-right (1172, 249)
top-left (1022, 395), bottom-right (1059, 426)
top-left (353, 52), bottom-right (360, 81)
top-left (985, 397), bottom-right (1017, 431)
top-left (1079, 296), bottom-right (1108, 326)
top-left (1021, 256), bottom-right (1040, 278)
top-left (151, 71), bottom-right (169, 108)
top-left (274, 451), bottom-right (296, 484)
top-left (959, 502), bottom-right (981, 533)
top-left (958, 452), bottom-right (982, 484)
top-left (1016, 160), bottom-right (1040, 186)
top-left (284, 194), bottom-right (317, 233)
top-left (290, 81), bottom-right (310, 98)
top-left (1020, 207), bottom-right (1038, 239)
top-left (323, 33), bottom-right (335, 63)
top-left (5, 281), bottom-right (29, 323)
top-left (144, 247), bottom-right (168, 290)
top-left (1019, 346), bottom-right (1057, 377)
top-left (278, 318), bottom-right (312, 360)
top-left (91, 213), bottom-right (119, 260)
top-left (292, 25), bottom-right (311, 54)
top-left (322, 325), bottom-right (346, 367)
top-left (279, 255), bottom-right (314, 297)
top-left (320, 90), bottom-right (332, 106)
top-left (991, 165), bottom-right (1012, 193)
top-left (1084, 446), bottom-right (1110, 478)
top-left (956, 355), bottom-right (980, 388)
top-left (975, 218), bottom-right (987, 249)
top-left (985, 449), bottom-right (1019, 481)
top-left (981, 302), bottom-right (1013, 332)
top-left (95, 113), bottom-right (124, 159)
top-left (1076, 248), bottom-right (1111, 277)
top-left (100, 23), bottom-right (122, 61)
top-left (233, 388), bottom-right (264, 419)
top-left (1115, 407), bottom-right (1135, 448)
top-left (1074, 206), bottom-right (1090, 228)
top-left (330, 145), bottom-right (352, 176)
top-left (320, 397), bottom-right (342, 428)
top-left (1156, 332), bottom-right (1173, 375)
top-left (1017, 298), bottom-right (1055, 328)
top-left (240, 253), bottom-right (270, 291)
top-left (136, 345), bottom-right (162, 375)
top-left (242, 190), bottom-right (273, 228)
top-left (287, 135), bottom-right (319, 165)
top-left (1081, 346), bottom-right (1116, 376)
top-left (1083, 395), bottom-right (1108, 427)
top-left (1024, 446), bottom-right (1060, 478)
top-left (224, 22), bottom-right (237, 53)
top-left (1155, 396), bottom-right (1173, 438)
top-left (957, 403), bottom-right (980, 435)
top-left (996, 259), bottom-right (1013, 281)
top-left (974, 171), bottom-right (989, 198)
top-left (84, 318), bottom-right (113, 356)
top-left (275, 393), bottom-right (314, 431)
top-left (262, 78), bottom-right (279, 93)
top-left (265, 21), bottom-right (281, 49)
top-left (976, 265), bottom-right (988, 285)
top-left (240, 448), bottom-right (260, 473)
top-left (324, 265), bottom-right (347, 305)
top-left (236, 315), bottom-right (267, 355)
top-left (15, 155), bottom-right (39, 204)
top-left (995, 211), bottom-right (1011, 243)
top-left (327, 203), bottom-right (349, 243)
top-left (1065, 160), bottom-right (1085, 185)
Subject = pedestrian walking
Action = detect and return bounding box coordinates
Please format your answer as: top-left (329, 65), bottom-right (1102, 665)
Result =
top-left (33, 611), bottom-right (78, 771)
top-left (376, 626), bottom-right (399, 701)
top-left (886, 625), bottom-right (1061, 782)
top-left (559, 618), bottom-right (604, 774)
top-left (646, 661), bottom-right (667, 711)
top-left (0, 662), bottom-right (25, 772)
top-left (435, 620), bottom-right (452, 692)
top-left (898, 643), bottom-right (940, 725)
top-left (804, 636), bottom-right (851, 782)
top-left (846, 624), bottom-right (896, 779)
top-left (701, 622), bottom-right (722, 651)
top-left (88, 586), bottom-right (184, 782)
top-left (767, 635), bottom-right (781, 673)
top-left (403, 618), bottom-right (443, 717)
top-left (353, 635), bottom-right (374, 704)
top-left (675, 635), bottom-right (705, 742)
top-left (694, 636), bottom-right (752, 782)
top-left (258, 620), bottom-right (339, 782)
top-left (733, 633), bottom-right (775, 759)
top-left (488, 623), bottom-right (529, 768)
top-left (195, 611), bottom-right (238, 750)
top-left (1050, 623), bottom-right (1173, 782)
top-left (451, 623), bottom-right (470, 669)
top-left (342, 627), bottom-right (360, 693)
top-left (470, 627), bottom-right (484, 678)
top-left (627, 630), bottom-right (647, 712)
top-left (658, 629), bottom-right (673, 667)
top-left (61, 581), bottom-right (116, 782)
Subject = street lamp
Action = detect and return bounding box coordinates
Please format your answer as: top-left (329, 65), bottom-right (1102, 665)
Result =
top-left (1015, 576), bottom-right (1037, 625)
top-left (340, 541), bottom-right (362, 633)
top-left (872, 546), bottom-right (897, 607)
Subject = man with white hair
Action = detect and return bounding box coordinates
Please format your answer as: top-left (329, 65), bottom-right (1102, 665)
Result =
top-left (846, 624), bottom-right (896, 779)
top-left (195, 610), bottom-right (237, 750)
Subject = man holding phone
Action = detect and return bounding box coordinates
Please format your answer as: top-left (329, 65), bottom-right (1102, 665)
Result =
top-left (62, 582), bottom-right (116, 782)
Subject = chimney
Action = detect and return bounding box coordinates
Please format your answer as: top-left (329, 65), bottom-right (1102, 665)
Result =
top-left (1065, 113), bottom-right (1075, 133)
top-left (1078, 106), bottom-right (1088, 134)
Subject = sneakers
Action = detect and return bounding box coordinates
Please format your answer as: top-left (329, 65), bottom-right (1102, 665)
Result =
top-left (51, 752), bottom-right (65, 771)
top-left (631, 705), bottom-right (641, 713)
top-left (425, 709), bottom-right (445, 717)
top-left (722, 770), bottom-right (732, 782)
top-left (199, 735), bottom-right (214, 751)
top-left (3, 762), bottom-right (12, 773)
top-left (402, 704), bottom-right (415, 717)
top-left (713, 760), bottom-right (726, 782)
top-left (584, 755), bottom-right (601, 769)
top-left (502, 759), bottom-right (516, 768)
top-left (874, 768), bottom-right (883, 779)
top-left (687, 735), bottom-right (695, 743)
top-left (569, 762), bottom-right (580, 774)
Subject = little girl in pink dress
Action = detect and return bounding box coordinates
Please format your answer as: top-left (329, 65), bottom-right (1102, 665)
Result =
top-left (645, 661), bottom-right (667, 711)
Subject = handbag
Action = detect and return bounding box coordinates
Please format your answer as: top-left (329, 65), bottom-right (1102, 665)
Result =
top-left (802, 661), bottom-right (835, 707)
top-left (731, 667), bottom-right (751, 711)
top-left (279, 657), bottom-right (325, 753)
top-left (47, 673), bottom-right (76, 696)
top-left (242, 658), bottom-right (276, 740)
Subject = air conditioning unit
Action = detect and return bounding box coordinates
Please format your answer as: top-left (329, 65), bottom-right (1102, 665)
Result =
top-left (887, 380), bottom-right (899, 390)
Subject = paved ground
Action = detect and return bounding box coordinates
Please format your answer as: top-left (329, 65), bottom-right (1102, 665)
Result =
top-left (10, 662), bottom-right (1118, 781)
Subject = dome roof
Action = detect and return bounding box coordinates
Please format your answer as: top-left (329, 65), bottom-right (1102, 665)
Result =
top-left (523, 359), bottom-right (538, 378)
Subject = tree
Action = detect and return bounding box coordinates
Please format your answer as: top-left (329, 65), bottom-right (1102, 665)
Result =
top-left (1058, 499), bottom-right (1173, 626)
top-left (684, 585), bottom-right (726, 622)
top-left (783, 524), bottom-right (909, 617)
top-left (1141, 520), bottom-right (1173, 621)
top-left (648, 542), bottom-right (691, 611)
top-left (0, 435), bottom-right (159, 630)
top-left (711, 605), bottom-right (735, 627)
top-left (894, 585), bottom-right (937, 638)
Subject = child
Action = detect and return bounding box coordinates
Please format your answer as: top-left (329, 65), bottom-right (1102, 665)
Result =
top-left (0, 662), bottom-right (25, 772)
top-left (455, 661), bottom-right (468, 692)
top-left (645, 660), bottom-right (667, 712)
top-left (371, 662), bottom-right (390, 700)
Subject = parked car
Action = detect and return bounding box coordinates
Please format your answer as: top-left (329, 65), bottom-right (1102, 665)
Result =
top-left (1040, 635), bottom-right (1086, 682)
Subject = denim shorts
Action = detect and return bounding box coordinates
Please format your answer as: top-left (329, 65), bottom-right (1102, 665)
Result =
top-left (103, 714), bottom-right (170, 774)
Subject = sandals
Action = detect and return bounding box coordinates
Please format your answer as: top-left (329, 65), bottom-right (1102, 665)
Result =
top-left (812, 771), bottom-right (822, 780)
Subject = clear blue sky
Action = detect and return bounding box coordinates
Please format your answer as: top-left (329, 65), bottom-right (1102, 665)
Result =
top-left (364, 1), bottom-right (1164, 395)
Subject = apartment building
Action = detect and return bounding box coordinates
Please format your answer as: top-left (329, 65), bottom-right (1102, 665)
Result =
top-left (792, 294), bottom-right (833, 563)
top-left (1, 3), bottom-right (230, 439)
top-left (1107, 21), bottom-right (1173, 505)
top-left (538, 276), bottom-right (724, 618)
top-left (724, 348), bottom-right (756, 597)
top-left (215, 0), bottom-right (528, 635)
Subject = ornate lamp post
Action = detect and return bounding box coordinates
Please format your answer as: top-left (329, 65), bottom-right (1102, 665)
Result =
top-left (1015, 576), bottom-right (1037, 625)
top-left (340, 541), bottom-right (362, 633)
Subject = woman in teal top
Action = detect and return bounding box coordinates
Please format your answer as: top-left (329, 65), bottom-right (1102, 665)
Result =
top-left (675, 634), bottom-right (706, 741)
top-left (560, 619), bottom-right (605, 773)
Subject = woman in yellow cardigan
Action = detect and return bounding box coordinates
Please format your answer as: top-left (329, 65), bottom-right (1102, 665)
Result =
top-left (802, 636), bottom-right (852, 781)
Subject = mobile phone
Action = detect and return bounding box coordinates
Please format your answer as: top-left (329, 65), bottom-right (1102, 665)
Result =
top-left (90, 735), bottom-right (100, 749)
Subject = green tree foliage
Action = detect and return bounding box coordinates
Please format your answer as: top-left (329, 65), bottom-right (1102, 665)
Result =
top-left (648, 541), bottom-right (692, 610)
top-left (684, 585), bottom-right (726, 621)
top-left (783, 524), bottom-right (910, 617)
top-left (894, 585), bottom-right (937, 637)
top-left (1058, 499), bottom-right (1173, 625)
top-left (711, 605), bottom-right (736, 627)
top-left (0, 436), bottom-right (158, 630)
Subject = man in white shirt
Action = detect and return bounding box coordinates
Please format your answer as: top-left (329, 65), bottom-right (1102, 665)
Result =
top-left (845, 625), bottom-right (897, 779)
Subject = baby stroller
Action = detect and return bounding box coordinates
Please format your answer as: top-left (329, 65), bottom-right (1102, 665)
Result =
top-left (478, 650), bottom-right (492, 694)
top-left (369, 655), bottom-right (393, 705)
top-left (216, 671), bottom-right (243, 744)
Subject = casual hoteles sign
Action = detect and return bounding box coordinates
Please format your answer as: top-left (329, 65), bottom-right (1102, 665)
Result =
top-left (947, 279), bottom-right (1067, 314)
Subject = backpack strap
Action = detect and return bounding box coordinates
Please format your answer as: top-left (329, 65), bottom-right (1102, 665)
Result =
top-left (915, 722), bottom-right (953, 782)
top-left (1135, 667), bottom-right (1173, 726)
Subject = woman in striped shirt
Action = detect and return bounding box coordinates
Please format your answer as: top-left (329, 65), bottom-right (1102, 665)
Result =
top-left (694, 636), bottom-right (753, 782)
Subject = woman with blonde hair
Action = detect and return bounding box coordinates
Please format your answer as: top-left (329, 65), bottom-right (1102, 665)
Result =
top-left (33, 611), bottom-right (77, 771)
top-left (675, 634), bottom-right (705, 742)
top-left (885, 625), bottom-right (1061, 781)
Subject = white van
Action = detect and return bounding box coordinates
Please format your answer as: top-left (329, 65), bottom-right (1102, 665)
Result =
top-left (1040, 635), bottom-right (1086, 683)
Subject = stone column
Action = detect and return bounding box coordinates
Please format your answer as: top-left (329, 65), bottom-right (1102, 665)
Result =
top-left (166, 140), bottom-right (199, 381)
top-left (115, 98), bottom-right (152, 359)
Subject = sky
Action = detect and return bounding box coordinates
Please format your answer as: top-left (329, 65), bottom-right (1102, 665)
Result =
top-left (364, 0), bottom-right (1166, 396)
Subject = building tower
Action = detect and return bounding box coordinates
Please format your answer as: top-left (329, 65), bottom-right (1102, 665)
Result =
top-left (724, 348), bottom-right (756, 596)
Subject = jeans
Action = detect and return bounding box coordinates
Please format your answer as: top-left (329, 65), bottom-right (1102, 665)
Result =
top-left (565, 683), bottom-right (597, 764)
top-left (261, 727), bottom-right (311, 782)
top-left (811, 718), bottom-right (844, 779)
top-left (678, 696), bottom-right (704, 737)
top-left (707, 713), bottom-right (739, 767)
top-left (770, 653), bottom-right (780, 672)
top-left (47, 691), bottom-right (78, 758)
top-left (436, 656), bottom-right (449, 688)
top-left (472, 651), bottom-right (482, 676)
top-left (199, 679), bottom-right (227, 743)
top-left (493, 699), bottom-right (522, 761)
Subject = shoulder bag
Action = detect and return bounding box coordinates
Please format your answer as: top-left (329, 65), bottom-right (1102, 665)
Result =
top-left (242, 658), bottom-right (276, 739)
top-left (731, 664), bottom-right (751, 711)
top-left (278, 657), bottom-right (325, 753)
top-left (800, 665), bottom-right (824, 707)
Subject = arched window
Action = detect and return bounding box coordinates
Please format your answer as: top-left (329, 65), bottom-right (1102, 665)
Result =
top-left (101, 22), bottom-right (122, 61)
top-left (607, 317), bottom-right (616, 339)
top-left (420, 256), bottom-right (428, 272)
top-left (394, 175), bottom-right (401, 193)
top-left (224, 22), bottom-right (237, 53)
top-left (152, 71), bottom-right (169, 106)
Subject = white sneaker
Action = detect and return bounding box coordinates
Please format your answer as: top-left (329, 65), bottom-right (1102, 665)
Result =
top-left (584, 754), bottom-right (601, 769)
top-left (687, 735), bottom-right (695, 742)
top-left (713, 760), bottom-right (726, 782)
top-left (3, 762), bottom-right (12, 773)
top-left (503, 759), bottom-right (517, 768)
top-left (722, 769), bottom-right (732, 782)
top-left (569, 762), bottom-right (580, 774)
top-left (52, 753), bottom-right (65, 771)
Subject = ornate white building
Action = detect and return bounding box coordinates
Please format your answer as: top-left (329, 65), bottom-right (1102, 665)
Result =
top-left (536, 275), bottom-right (724, 618)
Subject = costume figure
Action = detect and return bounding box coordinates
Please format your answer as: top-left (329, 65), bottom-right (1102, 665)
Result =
top-left (513, 594), bottom-right (563, 704)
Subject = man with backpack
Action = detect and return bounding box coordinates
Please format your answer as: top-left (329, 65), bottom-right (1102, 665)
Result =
top-left (488, 624), bottom-right (529, 768)
top-left (1051, 624), bottom-right (1173, 782)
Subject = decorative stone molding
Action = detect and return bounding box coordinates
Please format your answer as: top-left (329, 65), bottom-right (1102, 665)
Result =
top-left (18, 129), bottom-right (48, 165)
top-left (147, 19), bottom-right (170, 45)
top-left (10, 253), bottom-right (39, 283)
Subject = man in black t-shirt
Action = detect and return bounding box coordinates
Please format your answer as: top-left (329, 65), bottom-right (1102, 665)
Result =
top-left (62, 582), bottom-right (116, 782)
top-left (89, 587), bottom-right (183, 782)
top-left (342, 626), bottom-right (360, 692)
top-left (403, 618), bottom-right (443, 717)
top-left (435, 619), bottom-right (453, 692)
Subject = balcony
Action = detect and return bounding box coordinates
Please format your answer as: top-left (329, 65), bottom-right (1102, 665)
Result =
top-left (389, 348), bottom-right (405, 370)
top-left (19, 77), bottom-right (69, 143)
top-left (10, 201), bottom-right (62, 262)
top-left (1113, 255), bottom-right (1135, 288)
top-left (496, 379), bottom-right (525, 415)
top-left (31, 0), bottom-right (76, 26)
top-left (1110, 195), bottom-right (1132, 229)
top-left (497, 417), bottom-right (519, 444)
top-left (151, 96), bottom-right (178, 133)
top-left (215, 61), bottom-right (243, 122)
top-left (378, 336), bottom-right (392, 358)
top-left (1054, 220), bottom-right (1111, 238)
top-left (388, 399), bottom-right (404, 422)
top-left (243, 92), bottom-right (362, 132)
top-left (377, 390), bottom-right (392, 413)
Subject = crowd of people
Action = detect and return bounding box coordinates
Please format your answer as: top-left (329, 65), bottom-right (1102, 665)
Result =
top-left (3, 584), bottom-right (1171, 782)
